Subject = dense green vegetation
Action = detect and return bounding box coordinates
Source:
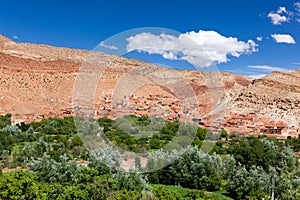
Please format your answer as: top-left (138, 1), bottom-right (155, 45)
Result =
top-left (0, 114), bottom-right (299, 199)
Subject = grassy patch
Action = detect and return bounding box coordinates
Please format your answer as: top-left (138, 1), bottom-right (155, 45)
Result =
top-left (150, 184), bottom-right (233, 200)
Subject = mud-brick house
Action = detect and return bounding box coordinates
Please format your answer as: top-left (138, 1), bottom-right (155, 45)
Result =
top-left (260, 121), bottom-right (286, 134)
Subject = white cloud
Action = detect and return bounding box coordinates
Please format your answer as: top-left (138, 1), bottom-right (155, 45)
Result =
top-left (248, 74), bottom-right (267, 79)
top-left (267, 13), bottom-right (289, 25)
top-left (242, 65), bottom-right (288, 79)
top-left (277, 7), bottom-right (287, 14)
top-left (266, 4), bottom-right (300, 25)
top-left (257, 36), bottom-right (263, 41)
top-left (267, 5), bottom-right (293, 25)
top-left (291, 62), bottom-right (300, 65)
top-left (248, 65), bottom-right (288, 72)
top-left (126, 30), bottom-right (258, 67)
top-left (227, 65), bottom-right (288, 78)
top-left (12, 35), bottom-right (18, 39)
top-left (271, 33), bottom-right (296, 44)
top-left (99, 41), bottom-right (118, 50)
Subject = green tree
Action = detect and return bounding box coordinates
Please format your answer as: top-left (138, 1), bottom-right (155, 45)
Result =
top-left (0, 114), bottom-right (11, 129)
top-left (88, 146), bottom-right (122, 175)
top-left (30, 153), bottom-right (80, 183)
top-left (0, 171), bottom-right (48, 199)
top-left (114, 170), bottom-right (150, 191)
top-left (226, 165), bottom-right (271, 199)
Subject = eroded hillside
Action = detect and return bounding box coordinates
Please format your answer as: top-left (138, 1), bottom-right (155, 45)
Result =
top-left (0, 34), bottom-right (299, 138)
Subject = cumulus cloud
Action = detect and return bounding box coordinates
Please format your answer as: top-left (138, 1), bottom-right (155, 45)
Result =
top-left (267, 6), bottom-right (293, 25)
top-left (271, 33), bottom-right (296, 44)
top-left (248, 65), bottom-right (288, 72)
top-left (266, 3), bottom-right (300, 24)
top-left (257, 36), bottom-right (263, 41)
top-left (99, 41), bottom-right (118, 50)
top-left (126, 30), bottom-right (257, 67)
top-left (268, 13), bottom-right (289, 25)
top-left (12, 35), bottom-right (18, 40)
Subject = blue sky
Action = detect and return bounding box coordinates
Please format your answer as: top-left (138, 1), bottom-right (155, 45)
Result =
top-left (1, 0), bottom-right (300, 77)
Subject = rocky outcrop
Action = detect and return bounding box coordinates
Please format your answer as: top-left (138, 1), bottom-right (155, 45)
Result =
top-left (224, 71), bottom-right (300, 137)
